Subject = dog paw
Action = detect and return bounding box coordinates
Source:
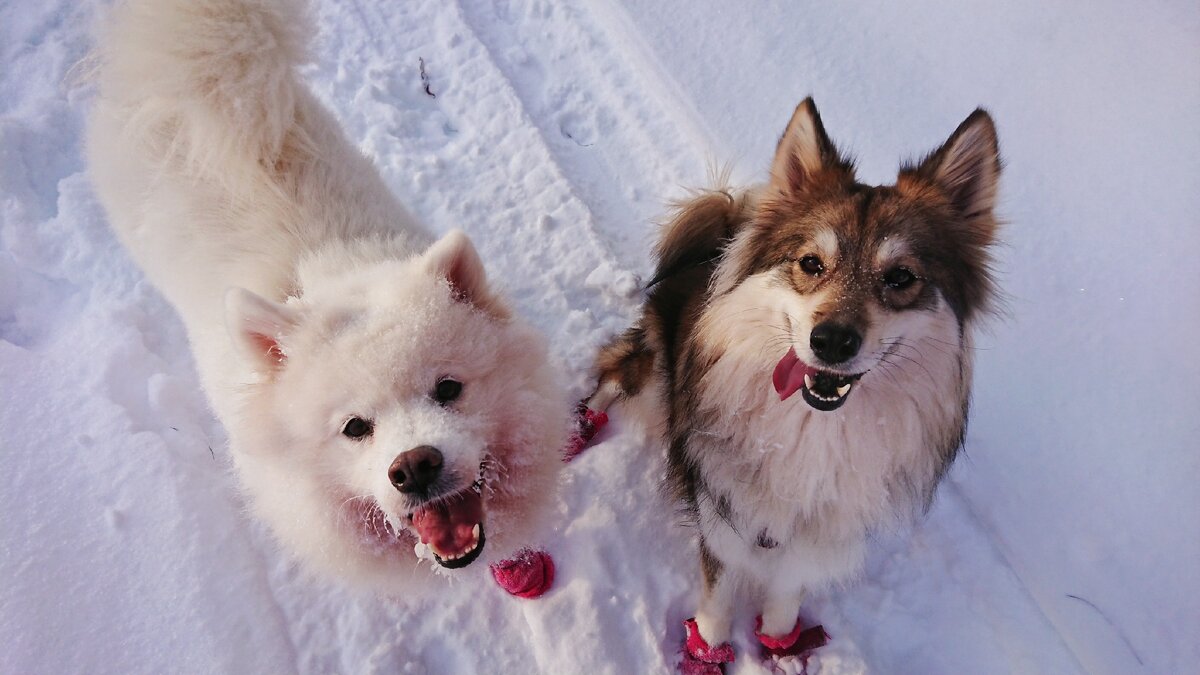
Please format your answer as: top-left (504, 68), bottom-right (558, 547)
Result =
top-left (678, 650), bottom-right (726, 675)
top-left (754, 615), bottom-right (829, 658)
top-left (682, 617), bottom-right (735, 665)
top-left (490, 548), bottom-right (555, 599)
top-left (562, 401), bottom-right (608, 462)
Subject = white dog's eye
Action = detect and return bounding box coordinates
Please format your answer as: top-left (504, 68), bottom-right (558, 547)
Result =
top-left (433, 378), bottom-right (463, 406)
top-left (342, 417), bottom-right (374, 439)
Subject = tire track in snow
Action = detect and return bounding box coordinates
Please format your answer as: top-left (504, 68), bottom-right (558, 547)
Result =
top-left (453, 0), bottom-right (718, 278)
top-left (941, 478), bottom-right (1095, 674)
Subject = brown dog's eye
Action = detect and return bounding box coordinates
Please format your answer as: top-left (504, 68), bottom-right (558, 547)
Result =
top-left (342, 417), bottom-right (373, 439)
top-left (433, 378), bottom-right (463, 405)
top-left (798, 255), bottom-right (824, 275)
top-left (883, 267), bottom-right (917, 290)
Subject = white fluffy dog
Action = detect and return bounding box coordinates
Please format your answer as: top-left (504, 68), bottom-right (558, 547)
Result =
top-left (86, 0), bottom-right (567, 591)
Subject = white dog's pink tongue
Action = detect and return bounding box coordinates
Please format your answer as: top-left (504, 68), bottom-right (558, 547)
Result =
top-left (773, 347), bottom-right (814, 401)
top-left (411, 491), bottom-right (484, 559)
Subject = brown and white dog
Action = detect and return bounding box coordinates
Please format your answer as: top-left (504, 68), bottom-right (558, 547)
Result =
top-left (589, 99), bottom-right (1001, 659)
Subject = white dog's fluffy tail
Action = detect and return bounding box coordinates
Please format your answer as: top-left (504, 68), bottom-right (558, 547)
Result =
top-left (95, 0), bottom-right (311, 184)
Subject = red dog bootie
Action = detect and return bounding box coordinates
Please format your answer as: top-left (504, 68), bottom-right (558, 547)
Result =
top-left (754, 615), bottom-right (829, 657)
top-left (490, 548), bottom-right (555, 599)
top-left (679, 617), bottom-right (735, 673)
top-left (563, 401), bottom-right (608, 462)
top-left (679, 653), bottom-right (725, 675)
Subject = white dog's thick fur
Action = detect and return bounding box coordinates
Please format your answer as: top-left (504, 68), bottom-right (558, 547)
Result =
top-left (87, 0), bottom-right (567, 591)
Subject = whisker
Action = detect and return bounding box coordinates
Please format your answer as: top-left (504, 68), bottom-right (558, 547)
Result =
top-left (875, 361), bottom-right (904, 388)
top-left (885, 340), bottom-right (930, 361)
top-left (340, 494), bottom-right (374, 509)
top-left (881, 350), bottom-right (939, 389)
top-left (924, 336), bottom-right (987, 351)
top-left (900, 339), bottom-right (952, 358)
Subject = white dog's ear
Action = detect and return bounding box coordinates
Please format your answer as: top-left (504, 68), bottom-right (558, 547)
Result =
top-left (912, 109), bottom-right (1001, 223)
top-left (423, 229), bottom-right (498, 309)
top-left (769, 97), bottom-right (854, 195)
top-left (225, 287), bottom-right (298, 371)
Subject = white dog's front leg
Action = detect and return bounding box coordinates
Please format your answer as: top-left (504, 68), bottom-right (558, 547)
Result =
top-left (760, 586), bottom-right (806, 638)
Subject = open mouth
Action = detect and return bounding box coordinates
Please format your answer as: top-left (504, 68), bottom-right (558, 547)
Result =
top-left (773, 347), bottom-right (864, 412)
top-left (408, 466), bottom-right (488, 569)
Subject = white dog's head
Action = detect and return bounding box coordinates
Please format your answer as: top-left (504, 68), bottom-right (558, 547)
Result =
top-left (222, 231), bottom-right (567, 591)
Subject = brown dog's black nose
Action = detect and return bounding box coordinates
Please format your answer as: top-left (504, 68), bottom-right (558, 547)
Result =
top-left (810, 322), bottom-right (862, 364)
top-left (389, 446), bottom-right (443, 493)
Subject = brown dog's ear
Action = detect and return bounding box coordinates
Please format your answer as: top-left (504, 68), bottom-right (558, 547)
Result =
top-left (902, 110), bottom-right (1002, 322)
top-left (769, 98), bottom-right (854, 195)
top-left (422, 229), bottom-right (506, 315)
top-left (225, 287), bottom-right (298, 372)
top-left (913, 109), bottom-right (1001, 223)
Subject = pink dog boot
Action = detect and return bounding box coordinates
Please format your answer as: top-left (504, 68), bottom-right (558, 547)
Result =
top-left (563, 401), bottom-right (609, 462)
top-left (679, 617), bottom-right (735, 673)
top-left (754, 615), bottom-right (829, 658)
top-left (490, 548), bottom-right (555, 599)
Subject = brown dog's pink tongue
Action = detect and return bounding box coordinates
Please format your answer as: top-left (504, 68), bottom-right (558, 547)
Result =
top-left (773, 347), bottom-right (813, 401)
top-left (411, 491), bottom-right (484, 558)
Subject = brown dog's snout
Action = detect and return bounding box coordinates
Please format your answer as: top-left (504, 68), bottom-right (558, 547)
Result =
top-left (389, 446), bottom-right (443, 493)
top-left (810, 322), bottom-right (862, 364)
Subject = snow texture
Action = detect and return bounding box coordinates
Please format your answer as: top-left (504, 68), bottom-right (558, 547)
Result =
top-left (2, 0), bottom-right (1197, 673)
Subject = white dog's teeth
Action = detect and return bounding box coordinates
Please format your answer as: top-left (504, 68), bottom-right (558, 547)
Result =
top-left (837, 383), bottom-right (851, 397)
top-left (803, 374), bottom-right (815, 390)
top-left (471, 524), bottom-right (481, 541)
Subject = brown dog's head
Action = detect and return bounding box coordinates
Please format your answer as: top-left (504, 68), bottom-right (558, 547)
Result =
top-left (713, 99), bottom-right (1001, 411)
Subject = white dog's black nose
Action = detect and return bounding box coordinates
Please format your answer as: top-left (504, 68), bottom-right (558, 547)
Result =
top-left (810, 322), bottom-right (862, 364)
top-left (389, 446), bottom-right (444, 493)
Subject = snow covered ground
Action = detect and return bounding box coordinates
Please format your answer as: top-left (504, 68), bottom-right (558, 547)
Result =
top-left (2, 0), bottom-right (1197, 673)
